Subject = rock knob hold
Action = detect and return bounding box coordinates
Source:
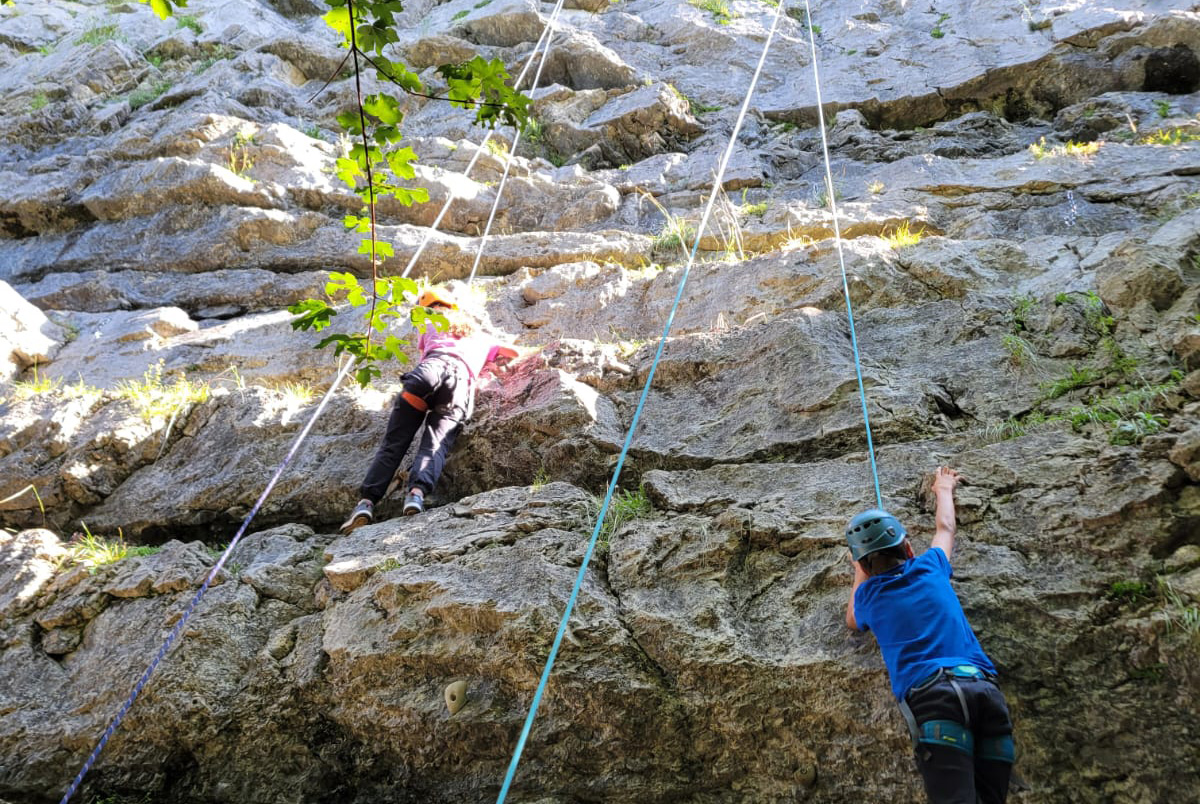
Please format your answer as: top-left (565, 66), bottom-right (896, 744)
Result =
top-left (444, 680), bottom-right (468, 715)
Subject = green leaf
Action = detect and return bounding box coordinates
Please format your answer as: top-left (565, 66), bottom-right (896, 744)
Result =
top-left (336, 157), bottom-right (362, 186)
top-left (357, 239), bottom-right (394, 258)
top-left (323, 6), bottom-right (353, 41)
top-left (336, 111), bottom-right (362, 134)
top-left (287, 299), bottom-right (337, 332)
top-left (363, 93), bottom-right (402, 124)
top-left (386, 146), bottom-right (419, 180)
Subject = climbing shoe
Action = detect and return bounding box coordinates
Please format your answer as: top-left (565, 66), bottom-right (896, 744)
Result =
top-left (339, 499), bottom-right (374, 535)
top-left (402, 491), bottom-right (425, 516)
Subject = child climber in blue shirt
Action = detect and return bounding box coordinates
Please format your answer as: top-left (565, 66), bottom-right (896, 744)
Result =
top-left (845, 467), bottom-right (1015, 804)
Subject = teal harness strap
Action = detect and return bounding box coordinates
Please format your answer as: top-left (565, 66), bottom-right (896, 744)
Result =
top-left (978, 734), bottom-right (1016, 763)
top-left (918, 720), bottom-right (975, 755)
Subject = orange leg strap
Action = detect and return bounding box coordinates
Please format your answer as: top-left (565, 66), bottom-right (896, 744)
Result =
top-left (401, 390), bottom-right (428, 412)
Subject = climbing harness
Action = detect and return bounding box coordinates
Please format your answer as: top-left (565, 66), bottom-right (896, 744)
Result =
top-left (800, 0), bottom-right (883, 509)
top-left (897, 666), bottom-right (1014, 761)
top-left (493, 2), bottom-right (792, 801)
top-left (57, 3), bottom-right (572, 800)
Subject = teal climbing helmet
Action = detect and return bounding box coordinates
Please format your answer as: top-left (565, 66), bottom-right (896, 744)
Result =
top-left (845, 508), bottom-right (907, 561)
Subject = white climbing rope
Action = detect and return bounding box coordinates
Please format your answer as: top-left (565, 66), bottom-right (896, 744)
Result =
top-left (800, 0), bottom-right (884, 506)
top-left (494, 1), bottom-right (793, 800)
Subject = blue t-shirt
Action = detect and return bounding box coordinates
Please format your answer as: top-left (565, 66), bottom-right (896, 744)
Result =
top-left (854, 547), bottom-right (996, 699)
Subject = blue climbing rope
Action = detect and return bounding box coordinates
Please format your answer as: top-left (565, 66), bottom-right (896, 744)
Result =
top-left (801, 0), bottom-right (883, 509)
top-left (494, 1), bottom-right (791, 800)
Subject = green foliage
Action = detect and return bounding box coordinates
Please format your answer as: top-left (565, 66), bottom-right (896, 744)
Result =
top-left (1108, 411), bottom-right (1167, 445)
top-left (1109, 580), bottom-right (1151, 601)
top-left (930, 12), bottom-right (949, 38)
top-left (1139, 127), bottom-right (1200, 146)
top-left (452, 9), bottom-right (469, 20)
top-left (66, 523), bottom-right (140, 572)
top-left (376, 557), bottom-right (404, 572)
top-left (30, 92), bottom-right (49, 111)
top-left (175, 13), bottom-right (201, 33)
top-left (1159, 579), bottom-right (1200, 636)
top-left (881, 220), bottom-right (923, 248)
top-left (139, 0), bottom-right (190, 20)
top-left (115, 363), bottom-right (210, 420)
top-left (689, 0), bottom-right (736, 25)
top-left (1040, 365), bottom-right (1101, 400)
top-left (228, 129), bottom-right (256, 176)
top-left (288, 274), bottom-right (448, 387)
top-left (1154, 100), bottom-right (1171, 119)
top-left (1009, 294), bottom-right (1036, 332)
top-left (1002, 333), bottom-right (1036, 367)
top-left (12, 363), bottom-right (58, 398)
top-left (76, 23), bottom-right (121, 45)
top-left (740, 199), bottom-right (768, 217)
top-left (1028, 137), bottom-right (1100, 159)
top-left (128, 79), bottom-right (173, 109)
top-left (588, 487), bottom-right (654, 555)
top-left (530, 466), bottom-right (550, 491)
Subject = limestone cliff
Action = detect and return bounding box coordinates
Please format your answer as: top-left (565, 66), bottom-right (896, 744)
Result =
top-left (1, 0), bottom-right (1198, 802)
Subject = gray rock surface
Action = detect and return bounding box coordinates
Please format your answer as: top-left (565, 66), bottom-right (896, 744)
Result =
top-left (0, 0), bottom-right (1198, 802)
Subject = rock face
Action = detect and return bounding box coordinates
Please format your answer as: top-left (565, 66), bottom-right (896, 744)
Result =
top-left (1, 0), bottom-right (1199, 803)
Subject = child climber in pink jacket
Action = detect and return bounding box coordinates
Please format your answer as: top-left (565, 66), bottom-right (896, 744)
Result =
top-left (339, 287), bottom-right (517, 534)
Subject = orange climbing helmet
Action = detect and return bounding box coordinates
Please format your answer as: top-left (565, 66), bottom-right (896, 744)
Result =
top-left (416, 287), bottom-right (459, 310)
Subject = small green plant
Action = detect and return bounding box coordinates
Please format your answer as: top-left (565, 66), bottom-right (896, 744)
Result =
top-left (1158, 579), bottom-right (1200, 636)
top-left (1002, 334), bottom-right (1036, 367)
top-left (1109, 580), bottom-right (1151, 601)
top-left (30, 92), bottom-right (49, 111)
top-left (867, 180), bottom-right (884, 194)
top-left (269, 381), bottom-right (316, 407)
top-left (1138, 127), bottom-right (1200, 146)
top-left (175, 14), bottom-right (201, 33)
top-left (589, 487), bottom-right (654, 554)
top-left (67, 523), bottom-right (131, 572)
top-left (1029, 137), bottom-right (1101, 159)
top-left (1010, 294), bottom-right (1036, 332)
top-left (1109, 411), bottom-right (1167, 445)
top-left (1154, 100), bottom-right (1171, 119)
top-left (229, 129), bottom-right (256, 176)
top-left (881, 220), bottom-right (923, 248)
top-left (37, 44), bottom-right (54, 55)
top-left (473, 0), bottom-right (491, 7)
top-left (531, 466), bottom-right (551, 491)
top-left (786, 7), bottom-right (808, 24)
top-left (116, 361), bottom-right (210, 420)
top-left (194, 45), bottom-right (236, 73)
top-left (303, 124), bottom-right (324, 140)
top-left (75, 23), bottom-right (121, 46)
top-left (1040, 365), bottom-right (1101, 400)
top-left (484, 137), bottom-right (509, 157)
top-left (452, 9), bottom-right (469, 20)
top-left (376, 557), bottom-right (404, 572)
top-left (740, 197), bottom-right (768, 217)
top-left (128, 79), bottom-right (172, 110)
top-left (689, 0), bottom-right (736, 25)
top-left (930, 12), bottom-right (949, 38)
top-left (13, 363), bottom-right (59, 398)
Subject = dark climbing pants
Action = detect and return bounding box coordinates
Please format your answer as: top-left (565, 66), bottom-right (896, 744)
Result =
top-left (904, 674), bottom-right (1014, 804)
top-left (359, 355), bottom-right (472, 503)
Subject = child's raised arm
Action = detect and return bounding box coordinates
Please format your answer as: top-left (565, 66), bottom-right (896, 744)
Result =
top-left (929, 466), bottom-right (960, 561)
